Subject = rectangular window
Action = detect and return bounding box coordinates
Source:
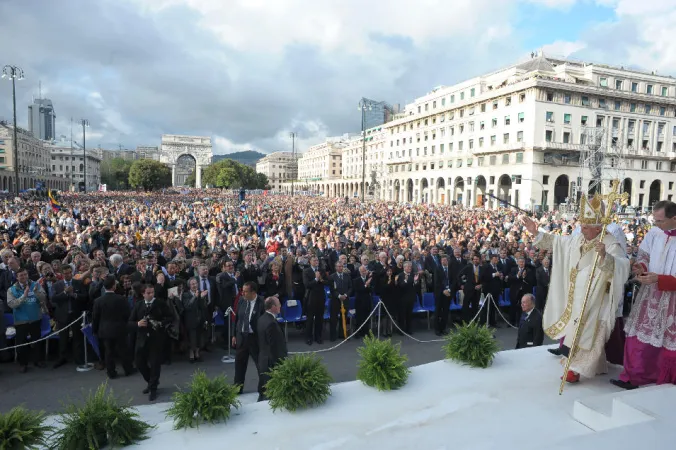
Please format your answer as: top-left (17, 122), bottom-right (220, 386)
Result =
top-left (599, 98), bottom-right (607, 108)
top-left (600, 77), bottom-right (608, 87)
top-left (517, 131), bottom-right (523, 142)
top-left (518, 112), bottom-right (524, 123)
top-left (479, 137), bottom-right (484, 147)
top-left (441, 98), bottom-right (446, 106)
top-left (519, 93), bottom-right (525, 102)
top-left (470, 88), bottom-right (475, 97)
top-left (632, 82), bottom-right (638, 92)
top-left (433, 100), bottom-right (437, 108)
top-left (660, 107), bottom-right (666, 116)
top-left (440, 143), bottom-right (445, 153)
top-left (505, 115), bottom-right (511, 126)
top-left (481, 103), bottom-right (486, 112)
top-left (458, 141), bottom-right (464, 151)
top-left (581, 115), bottom-right (588, 125)
top-left (581, 96), bottom-right (590, 106)
top-left (478, 157), bottom-right (484, 166)
top-left (451, 95), bottom-right (455, 103)
top-left (502, 154), bottom-right (509, 164)
top-left (647, 85), bottom-right (653, 95)
top-left (615, 79), bottom-right (623, 90)
top-left (506, 96), bottom-right (512, 106)
top-left (645, 105), bottom-right (652, 114)
top-left (480, 121), bottom-right (485, 130)
top-left (449, 142), bottom-right (453, 151)
top-left (516, 152), bottom-right (524, 163)
top-left (545, 130), bottom-right (553, 142)
top-left (563, 132), bottom-right (570, 144)
top-left (615, 100), bottom-right (621, 111)
top-left (662, 86), bottom-right (668, 97)
top-left (546, 92), bottom-right (554, 101)
top-left (460, 92), bottom-right (465, 100)
top-left (564, 113), bottom-right (571, 124)
top-left (564, 94), bottom-right (571, 104)
top-left (543, 175), bottom-right (549, 185)
top-left (490, 135), bottom-right (496, 145)
top-left (546, 111), bottom-right (554, 122)
top-left (425, 104), bottom-right (429, 111)
top-left (630, 103), bottom-right (637, 113)
top-left (469, 139), bottom-right (474, 150)
top-left (493, 101), bottom-right (498, 110)
top-left (490, 155), bottom-right (496, 165)
top-left (492, 118), bottom-right (498, 128)
top-left (503, 133), bottom-right (509, 144)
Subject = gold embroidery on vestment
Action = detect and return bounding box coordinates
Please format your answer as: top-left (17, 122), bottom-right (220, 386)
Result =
top-left (545, 267), bottom-right (577, 339)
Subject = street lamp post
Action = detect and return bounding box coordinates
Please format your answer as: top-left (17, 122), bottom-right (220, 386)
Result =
top-left (358, 98), bottom-right (372, 202)
top-left (80, 119), bottom-right (89, 192)
top-left (2, 65), bottom-right (24, 194)
top-left (290, 131), bottom-right (296, 197)
top-left (511, 175), bottom-right (545, 214)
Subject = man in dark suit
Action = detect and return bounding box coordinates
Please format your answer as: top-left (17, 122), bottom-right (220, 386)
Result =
top-left (515, 293), bottom-right (544, 349)
top-left (459, 254), bottom-right (483, 323)
top-left (433, 255), bottom-right (452, 336)
top-left (110, 254), bottom-right (133, 279)
top-left (51, 265), bottom-right (88, 368)
top-left (257, 296), bottom-right (287, 402)
top-left (302, 256), bottom-right (328, 345)
top-left (509, 257), bottom-right (536, 326)
top-left (498, 249), bottom-right (515, 295)
top-left (449, 248), bottom-right (466, 304)
top-left (353, 265), bottom-right (375, 337)
top-left (215, 260), bottom-right (239, 312)
top-left (91, 276), bottom-right (134, 379)
top-left (194, 264), bottom-right (218, 311)
top-left (535, 257), bottom-right (551, 311)
top-left (425, 246), bottom-right (442, 287)
top-left (231, 281), bottom-right (264, 393)
top-left (329, 261), bottom-right (352, 341)
top-left (129, 284), bottom-right (173, 401)
top-left (130, 257), bottom-right (157, 285)
top-left (481, 254), bottom-right (503, 327)
top-left (395, 262), bottom-right (418, 335)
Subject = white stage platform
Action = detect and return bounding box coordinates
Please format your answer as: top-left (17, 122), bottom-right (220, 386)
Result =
top-left (58, 346), bottom-right (676, 449)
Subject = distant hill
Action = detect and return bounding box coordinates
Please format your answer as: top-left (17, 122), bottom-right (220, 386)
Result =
top-left (212, 150), bottom-right (265, 167)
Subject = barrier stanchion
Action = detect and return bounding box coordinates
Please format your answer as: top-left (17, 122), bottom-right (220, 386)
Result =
top-left (376, 302), bottom-right (381, 339)
top-left (221, 307), bottom-right (235, 364)
top-left (76, 313), bottom-right (94, 372)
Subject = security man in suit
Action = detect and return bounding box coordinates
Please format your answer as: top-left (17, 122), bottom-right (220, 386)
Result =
top-left (433, 255), bottom-right (452, 336)
top-left (509, 257), bottom-right (536, 326)
top-left (129, 284), bottom-right (173, 401)
top-left (302, 255), bottom-right (328, 345)
top-left (459, 254), bottom-right (483, 323)
top-left (51, 265), bottom-right (88, 368)
top-left (257, 296), bottom-right (287, 402)
top-left (515, 294), bottom-right (544, 349)
top-left (481, 254), bottom-right (503, 327)
top-left (91, 276), bottom-right (134, 379)
top-left (329, 261), bottom-right (353, 341)
top-left (231, 281), bottom-right (264, 393)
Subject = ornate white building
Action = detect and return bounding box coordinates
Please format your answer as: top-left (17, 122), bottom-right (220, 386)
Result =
top-left (159, 134), bottom-right (212, 188)
top-left (283, 53), bottom-right (676, 210)
top-left (47, 145), bottom-right (102, 192)
top-left (296, 138), bottom-right (347, 184)
top-left (255, 151), bottom-right (297, 191)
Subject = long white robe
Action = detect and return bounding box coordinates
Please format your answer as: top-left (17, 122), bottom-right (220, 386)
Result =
top-left (535, 230), bottom-right (630, 377)
top-left (625, 227), bottom-right (676, 351)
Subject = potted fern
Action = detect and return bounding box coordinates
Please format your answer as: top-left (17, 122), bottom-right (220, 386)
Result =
top-left (443, 322), bottom-right (499, 368)
top-left (0, 406), bottom-right (53, 450)
top-left (357, 333), bottom-right (411, 391)
top-left (165, 370), bottom-right (241, 429)
top-left (265, 354), bottom-right (332, 412)
top-left (50, 383), bottom-right (153, 450)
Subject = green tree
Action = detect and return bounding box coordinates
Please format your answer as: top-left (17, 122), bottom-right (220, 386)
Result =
top-left (100, 158), bottom-right (134, 190)
top-left (128, 159), bottom-right (172, 191)
top-left (200, 159), bottom-right (268, 189)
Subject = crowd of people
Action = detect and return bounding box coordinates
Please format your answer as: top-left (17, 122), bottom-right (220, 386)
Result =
top-left (0, 188), bottom-right (659, 400)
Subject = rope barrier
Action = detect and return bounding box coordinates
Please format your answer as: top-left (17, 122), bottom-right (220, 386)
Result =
top-left (1, 312), bottom-right (86, 351)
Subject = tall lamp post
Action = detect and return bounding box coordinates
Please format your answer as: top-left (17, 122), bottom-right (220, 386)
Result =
top-left (290, 131), bottom-right (296, 197)
top-left (2, 65), bottom-right (24, 194)
top-left (511, 175), bottom-right (545, 214)
top-left (358, 98), bottom-right (373, 202)
top-left (80, 119), bottom-right (89, 192)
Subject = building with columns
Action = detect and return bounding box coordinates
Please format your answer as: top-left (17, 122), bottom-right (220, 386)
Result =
top-left (47, 144), bottom-right (102, 192)
top-left (283, 53), bottom-right (676, 209)
top-left (296, 137), bottom-right (347, 187)
top-left (255, 151), bottom-right (297, 191)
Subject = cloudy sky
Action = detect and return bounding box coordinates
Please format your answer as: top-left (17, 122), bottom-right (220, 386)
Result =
top-left (1, 0), bottom-right (675, 155)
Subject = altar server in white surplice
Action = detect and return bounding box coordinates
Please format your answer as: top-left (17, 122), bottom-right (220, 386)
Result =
top-left (522, 194), bottom-right (630, 383)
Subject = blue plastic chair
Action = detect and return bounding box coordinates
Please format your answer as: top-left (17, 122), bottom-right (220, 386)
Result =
top-left (40, 314), bottom-right (59, 358)
top-left (347, 296), bottom-right (356, 331)
top-left (281, 299), bottom-right (305, 340)
top-left (421, 292), bottom-right (436, 329)
top-left (323, 296), bottom-right (331, 320)
top-left (449, 292), bottom-right (462, 311)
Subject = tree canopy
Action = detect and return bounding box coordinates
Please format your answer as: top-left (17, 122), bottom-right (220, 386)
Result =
top-left (197, 159), bottom-right (268, 189)
top-left (100, 158), bottom-right (134, 190)
top-left (128, 159), bottom-right (173, 191)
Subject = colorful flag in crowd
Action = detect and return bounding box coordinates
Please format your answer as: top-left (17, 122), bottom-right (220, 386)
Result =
top-left (48, 189), bottom-right (62, 211)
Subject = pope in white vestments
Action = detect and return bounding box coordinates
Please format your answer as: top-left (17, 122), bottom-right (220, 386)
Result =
top-left (523, 196), bottom-right (630, 382)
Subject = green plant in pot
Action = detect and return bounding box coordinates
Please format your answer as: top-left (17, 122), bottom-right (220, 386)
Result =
top-left (0, 406), bottom-right (53, 450)
top-left (357, 333), bottom-right (411, 391)
top-left (265, 354), bottom-right (332, 412)
top-left (443, 322), bottom-right (499, 368)
top-left (165, 369), bottom-right (241, 429)
top-left (50, 383), bottom-right (153, 450)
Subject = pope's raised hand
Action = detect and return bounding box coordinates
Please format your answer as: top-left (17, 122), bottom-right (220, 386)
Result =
top-left (521, 215), bottom-right (538, 235)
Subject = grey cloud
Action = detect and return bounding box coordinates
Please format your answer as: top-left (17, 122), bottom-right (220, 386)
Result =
top-left (0, 0), bottom-right (525, 154)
